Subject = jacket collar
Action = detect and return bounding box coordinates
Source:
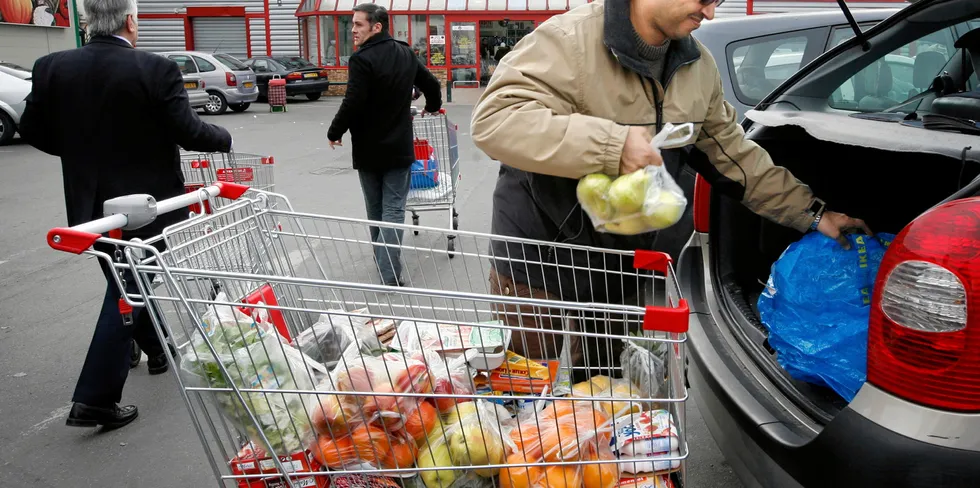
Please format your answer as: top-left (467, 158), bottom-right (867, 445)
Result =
top-left (358, 31), bottom-right (393, 51)
top-left (89, 35), bottom-right (134, 48)
top-left (602, 0), bottom-right (700, 85)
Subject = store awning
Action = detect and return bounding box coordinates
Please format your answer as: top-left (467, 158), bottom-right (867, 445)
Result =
top-left (298, 0), bottom-right (590, 14)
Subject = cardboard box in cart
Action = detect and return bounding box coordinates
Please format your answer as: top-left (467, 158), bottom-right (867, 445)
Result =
top-left (230, 447), bottom-right (329, 488)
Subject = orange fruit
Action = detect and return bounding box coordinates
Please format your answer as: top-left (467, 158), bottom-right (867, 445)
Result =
top-left (381, 436), bottom-right (419, 469)
top-left (499, 453), bottom-right (545, 488)
top-left (350, 424), bottom-right (392, 466)
top-left (545, 465), bottom-right (584, 488)
top-left (583, 450), bottom-right (620, 488)
top-left (311, 435), bottom-right (360, 469)
top-left (404, 401), bottom-right (438, 444)
top-left (542, 423), bottom-right (587, 462)
top-left (511, 422), bottom-right (543, 459)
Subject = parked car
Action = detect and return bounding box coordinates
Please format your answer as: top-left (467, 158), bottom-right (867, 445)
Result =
top-left (243, 56), bottom-right (331, 101)
top-left (159, 51), bottom-right (258, 115)
top-left (0, 61), bottom-right (31, 80)
top-left (680, 0), bottom-right (980, 486)
top-left (0, 70), bottom-right (30, 145)
top-left (693, 8), bottom-right (900, 120)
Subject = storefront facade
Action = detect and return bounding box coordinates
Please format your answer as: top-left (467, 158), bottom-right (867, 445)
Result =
top-left (136, 0), bottom-right (303, 60)
top-left (296, 0), bottom-right (908, 94)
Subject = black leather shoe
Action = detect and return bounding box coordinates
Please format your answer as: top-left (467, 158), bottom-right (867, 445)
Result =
top-left (66, 403), bottom-right (138, 430)
top-left (147, 343), bottom-right (177, 375)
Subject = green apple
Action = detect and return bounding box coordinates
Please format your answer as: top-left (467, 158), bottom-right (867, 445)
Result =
top-left (600, 216), bottom-right (651, 235)
top-left (643, 190), bottom-right (686, 230)
top-left (607, 170), bottom-right (650, 214)
top-left (577, 173), bottom-right (614, 221)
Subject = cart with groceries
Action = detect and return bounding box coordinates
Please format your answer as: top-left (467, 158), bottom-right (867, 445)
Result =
top-left (406, 108), bottom-right (462, 255)
top-left (48, 182), bottom-right (690, 488)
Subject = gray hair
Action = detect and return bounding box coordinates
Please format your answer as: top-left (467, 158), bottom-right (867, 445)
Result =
top-left (84, 0), bottom-right (138, 37)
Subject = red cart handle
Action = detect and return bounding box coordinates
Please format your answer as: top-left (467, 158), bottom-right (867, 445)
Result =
top-left (47, 181), bottom-right (249, 254)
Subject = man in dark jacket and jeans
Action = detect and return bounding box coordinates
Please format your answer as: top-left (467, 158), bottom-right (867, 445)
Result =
top-left (328, 4), bottom-right (442, 286)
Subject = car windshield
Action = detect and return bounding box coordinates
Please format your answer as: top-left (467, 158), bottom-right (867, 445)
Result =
top-left (275, 57), bottom-right (317, 69)
top-left (213, 54), bottom-right (250, 71)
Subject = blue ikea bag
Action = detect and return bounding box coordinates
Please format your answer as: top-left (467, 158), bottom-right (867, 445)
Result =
top-left (409, 157), bottom-right (439, 189)
top-left (757, 232), bottom-right (895, 401)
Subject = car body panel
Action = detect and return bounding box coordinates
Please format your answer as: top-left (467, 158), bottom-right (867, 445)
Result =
top-left (0, 70), bottom-right (30, 124)
top-left (183, 74), bottom-right (209, 108)
top-left (160, 51), bottom-right (259, 106)
top-left (0, 61), bottom-right (31, 80)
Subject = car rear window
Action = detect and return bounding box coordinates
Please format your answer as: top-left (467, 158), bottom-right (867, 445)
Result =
top-left (214, 54), bottom-right (250, 71)
top-left (275, 57), bottom-right (316, 69)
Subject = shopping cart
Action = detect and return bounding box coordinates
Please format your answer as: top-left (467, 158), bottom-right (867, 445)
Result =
top-left (47, 185), bottom-right (690, 488)
top-left (407, 109), bottom-right (461, 255)
top-left (181, 152), bottom-right (276, 214)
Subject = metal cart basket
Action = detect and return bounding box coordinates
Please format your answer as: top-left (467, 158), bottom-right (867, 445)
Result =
top-left (48, 185), bottom-right (690, 488)
top-left (407, 110), bottom-right (461, 254)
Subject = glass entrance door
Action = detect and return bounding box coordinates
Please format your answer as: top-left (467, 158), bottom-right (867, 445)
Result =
top-left (478, 19), bottom-right (539, 86)
top-left (448, 20), bottom-right (479, 89)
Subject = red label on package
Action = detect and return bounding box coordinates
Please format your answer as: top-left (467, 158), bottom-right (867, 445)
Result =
top-left (217, 167), bottom-right (255, 183)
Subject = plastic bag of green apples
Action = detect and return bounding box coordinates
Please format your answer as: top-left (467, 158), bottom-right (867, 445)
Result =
top-left (576, 123), bottom-right (693, 235)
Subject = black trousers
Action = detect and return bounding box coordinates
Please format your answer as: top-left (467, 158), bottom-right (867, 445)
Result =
top-left (71, 242), bottom-right (167, 407)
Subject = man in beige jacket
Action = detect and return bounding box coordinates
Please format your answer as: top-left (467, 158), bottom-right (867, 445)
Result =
top-left (472, 0), bottom-right (871, 377)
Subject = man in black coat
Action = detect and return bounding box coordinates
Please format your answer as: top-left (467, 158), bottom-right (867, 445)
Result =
top-left (327, 3), bottom-right (442, 286)
top-left (19, 0), bottom-right (232, 430)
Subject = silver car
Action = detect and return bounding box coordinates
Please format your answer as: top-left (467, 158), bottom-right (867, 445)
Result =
top-left (0, 69), bottom-right (30, 145)
top-left (0, 61), bottom-right (32, 81)
top-left (160, 51), bottom-right (258, 115)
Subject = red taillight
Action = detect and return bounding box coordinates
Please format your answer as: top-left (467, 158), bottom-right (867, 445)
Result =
top-left (286, 72), bottom-right (302, 80)
top-left (319, 69), bottom-right (329, 77)
top-left (200, 80), bottom-right (206, 88)
top-left (226, 72), bottom-right (237, 86)
top-left (693, 174), bottom-right (710, 233)
top-left (867, 198), bottom-right (980, 412)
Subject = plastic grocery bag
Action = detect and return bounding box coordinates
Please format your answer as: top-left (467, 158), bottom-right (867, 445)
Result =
top-left (571, 375), bottom-right (652, 420)
top-left (757, 232), bottom-right (894, 401)
top-left (179, 293), bottom-right (324, 454)
top-left (577, 123), bottom-right (693, 236)
top-left (292, 309), bottom-right (393, 367)
top-left (414, 400), bottom-right (516, 487)
top-left (500, 399), bottom-right (619, 488)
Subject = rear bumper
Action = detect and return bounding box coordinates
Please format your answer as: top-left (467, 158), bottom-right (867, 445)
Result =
top-left (187, 91), bottom-right (209, 109)
top-left (221, 87), bottom-right (259, 104)
top-left (286, 79), bottom-right (331, 95)
top-left (687, 288), bottom-right (980, 488)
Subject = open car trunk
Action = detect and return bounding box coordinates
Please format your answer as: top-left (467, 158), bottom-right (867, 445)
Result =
top-left (710, 123), bottom-right (980, 423)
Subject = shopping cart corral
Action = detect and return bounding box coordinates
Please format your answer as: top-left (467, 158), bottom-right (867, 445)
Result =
top-left (407, 109), bottom-right (461, 255)
top-left (47, 185), bottom-right (691, 488)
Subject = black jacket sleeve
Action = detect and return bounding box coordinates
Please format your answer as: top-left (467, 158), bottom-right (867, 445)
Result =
top-left (158, 60), bottom-right (232, 152)
top-left (414, 60), bottom-right (442, 114)
top-left (18, 57), bottom-right (60, 156)
top-left (327, 55), bottom-right (370, 142)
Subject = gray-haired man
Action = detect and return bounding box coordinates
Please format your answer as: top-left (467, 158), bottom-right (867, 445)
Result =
top-left (20, 0), bottom-right (232, 430)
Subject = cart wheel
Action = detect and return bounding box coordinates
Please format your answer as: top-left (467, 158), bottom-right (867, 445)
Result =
top-left (447, 237), bottom-right (456, 257)
top-left (412, 214), bottom-right (420, 236)
top-left (130, 340), bottom-right (142, 369)
top-left (452, 215), bottom-right (459, 231)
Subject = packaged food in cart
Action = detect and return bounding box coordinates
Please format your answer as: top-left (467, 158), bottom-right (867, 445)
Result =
top-left (178, 293), bottom-right (324, 454)
top-left (571, 375), bottom-right (652, 420)
top-left (292, 308), bottom-right (396, 367)
top-left (617, 474), bottom-right (676, 488)
top-left (612, 409), bottom-right (681, 474)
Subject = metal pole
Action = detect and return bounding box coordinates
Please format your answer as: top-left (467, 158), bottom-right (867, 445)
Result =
top-left (446, 70), bottom-right (453, 104)
top-left (72, 0), bottom-right (83, 47)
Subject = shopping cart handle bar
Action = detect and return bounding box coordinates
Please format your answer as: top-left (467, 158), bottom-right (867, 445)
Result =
top-left (47, 182), bottom-right (250, 254)
top-left (643, 299), bottom-right (690, 334)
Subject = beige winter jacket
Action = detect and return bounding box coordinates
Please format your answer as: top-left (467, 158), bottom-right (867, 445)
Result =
top-left (471, 0), bottom-right (818, 233)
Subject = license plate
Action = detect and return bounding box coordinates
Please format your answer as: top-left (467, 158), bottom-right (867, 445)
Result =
top-left (243, 82), bottom-right (254, 88)
top-left (303, 72), bottom-right (318, 79)
top-left (184, 82), bottom-right (197, 89)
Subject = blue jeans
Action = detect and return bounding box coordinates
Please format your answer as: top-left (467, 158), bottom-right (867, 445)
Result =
top-left (358, 166), bottom-right (411, 285)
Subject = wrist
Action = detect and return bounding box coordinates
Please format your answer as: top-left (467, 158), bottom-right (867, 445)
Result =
top-left (807, 197), bottom-right (827, 232)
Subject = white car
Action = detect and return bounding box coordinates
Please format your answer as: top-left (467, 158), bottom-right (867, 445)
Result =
top-left (0, 61), bottom-right (31, 80)
top-left (0, 70), bottom-right (30, 145)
